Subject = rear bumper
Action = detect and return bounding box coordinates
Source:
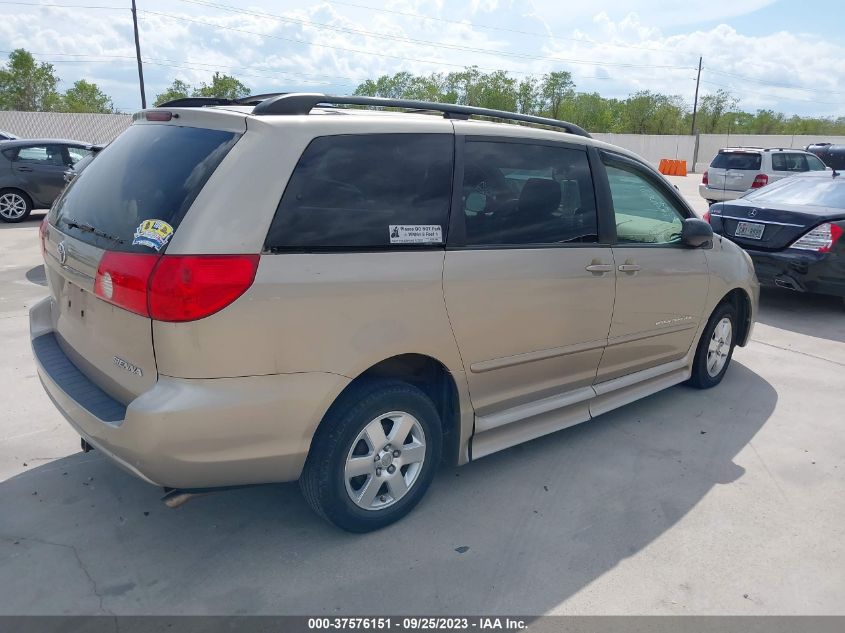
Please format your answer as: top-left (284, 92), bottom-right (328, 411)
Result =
top-left (699, 185), bottom-right (745, 202)
top-left (30, 296), bottom-right (350, 489)
top-left (745, 249), bottom-right (845, 298)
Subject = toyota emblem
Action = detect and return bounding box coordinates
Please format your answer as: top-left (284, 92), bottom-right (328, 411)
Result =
top-left (57, 241), bottom-right (67, 265)
top-left (748, 209), bottom-right (758, 217)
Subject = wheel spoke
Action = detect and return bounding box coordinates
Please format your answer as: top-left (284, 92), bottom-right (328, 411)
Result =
top-left (388, 413), bottom-right (415, 445)
top-left (386, 473), bottom-right (408, 500)
top-left (345, 456), bottom-right (374, 479)
top-left (708, 337), bottom-right (719, 352)
top-left (400, 442), bottom-right (425, 465)
top-left (708, 354), bottom-right (719, 373)
top-left (364, 420), bottom-right (388, 451)
top-left (356, 475), bottom-right (380, 508)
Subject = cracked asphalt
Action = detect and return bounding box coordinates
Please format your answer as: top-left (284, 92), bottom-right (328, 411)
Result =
top-left (1, 177), bottom-right (844, 615)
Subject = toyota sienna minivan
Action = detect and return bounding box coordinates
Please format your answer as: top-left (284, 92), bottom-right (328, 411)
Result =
top-left (31, 93), bottom-right (759, 532)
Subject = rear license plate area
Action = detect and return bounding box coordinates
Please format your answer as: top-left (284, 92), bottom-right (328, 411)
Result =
top-left (734, 221), bottom-right (765, 240)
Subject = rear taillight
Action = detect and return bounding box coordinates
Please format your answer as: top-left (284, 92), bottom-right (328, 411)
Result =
top-left (751, 174), bottom-right (769, 188)
top-left (94, 252), bottom-right (159, 317)
top-left (39, 217), bottom-right (49, 257)
top-left (789, 223), bottom-right (844, 253)
top-left (702, 171), bottom-right (709, 186)
top-left (702, 210), bottom-right (711, 223)
top-left (94, 253), bottom-right (259, 322)
top-left (148, 255), bottom-right (259, 322)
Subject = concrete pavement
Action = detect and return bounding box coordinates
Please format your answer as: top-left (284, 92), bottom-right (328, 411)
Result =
top-left (1, 205), bottom-right (843, 615)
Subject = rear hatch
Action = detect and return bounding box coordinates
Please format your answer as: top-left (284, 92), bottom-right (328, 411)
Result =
top-left (42, 117), bottom-right (242, 404)
top-left (710, 174), bottom-right (845, 251)
top-left (707, 150), bottom-right (763, 192)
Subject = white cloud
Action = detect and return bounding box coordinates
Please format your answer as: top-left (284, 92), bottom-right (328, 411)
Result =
top-left (0, 0), bottom-right (841, 117)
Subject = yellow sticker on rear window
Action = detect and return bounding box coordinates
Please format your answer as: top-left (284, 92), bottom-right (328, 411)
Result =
top-left (133, 219), bottom-right (174, 251)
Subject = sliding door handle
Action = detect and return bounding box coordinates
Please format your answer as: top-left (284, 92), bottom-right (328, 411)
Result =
top-left (585, 263), bottom-right (614, 273)
top-left (618, 264), bottom-right (642, 273)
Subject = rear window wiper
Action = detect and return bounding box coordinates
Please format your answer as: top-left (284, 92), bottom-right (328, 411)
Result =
top-left (62, 217), bottom-right (125, 245)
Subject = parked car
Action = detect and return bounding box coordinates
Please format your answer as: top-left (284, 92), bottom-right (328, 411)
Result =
top-left (0, 139), bottom-right (100, 222)
top-left (805, 143), bottom-right (845, 170)
top-left (30, 94), bottom-right (758, 532)
top-left (699, 147), bottom-right (827, 204)
top-left (0, 129), bottom-right (17, 141)
top-left (707, 170), bottom-right (845, 304)
top-left (64, 144), bottom-right (105, 185)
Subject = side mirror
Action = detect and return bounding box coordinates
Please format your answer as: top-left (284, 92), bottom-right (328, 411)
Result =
top-left (681, 217), bottom-right (713, 248)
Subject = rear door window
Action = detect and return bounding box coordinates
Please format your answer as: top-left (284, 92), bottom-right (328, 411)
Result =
top-left (50, 124), bottom-right (240, 252)
top-left (265, 134), bottom-right (453, 250)
top-left (710, 152), bottom-right (762, 170)
top-left (460, 140), bottom-right (597, 246)
top-left (772, 153), bottom-right (808, 172)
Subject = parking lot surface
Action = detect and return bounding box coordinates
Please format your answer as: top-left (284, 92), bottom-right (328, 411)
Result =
top-left (1, 177), bottom-right (844, 615)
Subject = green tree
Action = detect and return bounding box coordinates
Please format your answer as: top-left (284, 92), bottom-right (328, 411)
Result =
top-left (0, 48), bottom-right (61, 111)
top-left (516, 77), bottom-right (541, 115)
top-left (698, 89), bottom-right (739, 133)
top-left (154, 79), bottom-right (191, 105)
top-left (540, 71), bottom-right (574, 119)
top-left (61, 79), bottom-right (114, 113)
top-left (192, 72), bottom-right (249, 100)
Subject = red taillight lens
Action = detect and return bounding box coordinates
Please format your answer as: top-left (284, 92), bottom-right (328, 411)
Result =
top-left (702, 210), bottom-right (711, 223)
top-left (39, 217), bottom-right (49, 257)
top-left (145, 111), bottom-right (173, 122)
top-left (789, 223), bottom-right (844, 253)
top-left (751, 174), bottom-right (769, 188)
top-left (702, 171), bottom-right (709, 185)
top-left (94, 253), bottom-right (259, 321)
top-left (94, 252), bottom-right (159, 317)
top-left (148, 255), bottom-right (259, 322)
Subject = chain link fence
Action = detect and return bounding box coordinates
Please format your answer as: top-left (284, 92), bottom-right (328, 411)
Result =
top-left (0, 111), bottom-right (131, 144)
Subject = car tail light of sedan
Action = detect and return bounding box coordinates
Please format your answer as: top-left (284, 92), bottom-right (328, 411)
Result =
top-left (702, 171), bottom-right (709, 185)
top-left (751, 174), bottom-right (769, 188)
top-left (789, 223), bottom-right (844, 253)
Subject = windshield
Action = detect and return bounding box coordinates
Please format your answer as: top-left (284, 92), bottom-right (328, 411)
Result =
top-left (743, 176), bottom-right (845, 209)
top-left (50, 124), bottom-right (240, 252)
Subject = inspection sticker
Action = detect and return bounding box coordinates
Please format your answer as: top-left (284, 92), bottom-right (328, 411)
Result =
top-left (389, 225), bottom-right (443, 244)
top-left (132, 219), bottom-right (174, 251)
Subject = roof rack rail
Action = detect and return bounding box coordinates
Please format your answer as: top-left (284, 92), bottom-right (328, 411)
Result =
top-left (156, 93), bottom-right (289, 108)
top-left (251, 93), bottom-right (592, 138)
top-left (156, 97), bottom-right (237, 107)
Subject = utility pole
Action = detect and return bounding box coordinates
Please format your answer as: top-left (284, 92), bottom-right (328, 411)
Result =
top-left (690, 56), bottom-right (702, 136)
top-left (131, 0), bottom-right (147, 108)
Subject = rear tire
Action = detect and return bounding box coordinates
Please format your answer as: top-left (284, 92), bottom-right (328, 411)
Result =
top-left (687, 302), bottom-right (737, 389)
top-left (0, 189), bottom-right (32, 223)
top-left (299, 379), bottom-right (442, 533)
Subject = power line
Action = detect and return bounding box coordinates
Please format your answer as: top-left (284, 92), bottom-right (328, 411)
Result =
top-left (0, 1), bottom-right (123, 8)
top-left (704, 67), bottom-right (845, 96)
top-left (698, 79), bottom-right (841, 107)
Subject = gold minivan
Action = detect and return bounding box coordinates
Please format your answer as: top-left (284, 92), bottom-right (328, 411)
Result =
top-left (30, 94), bottom-right (758, 532)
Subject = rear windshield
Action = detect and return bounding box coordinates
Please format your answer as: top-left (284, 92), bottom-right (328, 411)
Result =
top-left (743, 176), bottom-right (845, 209)
top-left (50, 124), bottom-right (239, 252)
top-left (710, 152), bottom-right (762, 170)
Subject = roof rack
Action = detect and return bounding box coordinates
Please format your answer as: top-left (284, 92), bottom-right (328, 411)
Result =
top-left (251, 93), bottom-right (592, 138)
top-left (156, 93), bottom-right (289, 108)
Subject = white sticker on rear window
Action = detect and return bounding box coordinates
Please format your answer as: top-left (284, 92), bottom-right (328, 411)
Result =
top-left (389, 225), bottom-right (443, 244)
top-left (132, 219), bottom-right (174, 251)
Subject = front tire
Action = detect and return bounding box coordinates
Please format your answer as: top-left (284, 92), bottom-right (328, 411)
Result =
top-left (687, 302), bottom-right (737, 389)
top-left (0, 189), bottom-right (32, 223)
top-left (300, 379), bottom-right (442, 533)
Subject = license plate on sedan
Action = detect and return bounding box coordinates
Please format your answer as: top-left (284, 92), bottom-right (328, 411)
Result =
top-left (735, 221), bottom-right (765, 240)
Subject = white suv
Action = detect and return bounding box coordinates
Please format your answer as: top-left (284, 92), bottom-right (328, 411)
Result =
top-left (699, 147), bottom-right (827, 204)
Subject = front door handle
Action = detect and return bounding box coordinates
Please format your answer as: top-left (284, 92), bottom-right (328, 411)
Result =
top-left (585, 263), bottom-right (614, 274)
top-left (16, 166), bottom-right (33, 172)
top-left (618, 264), bottom-right (642, 273)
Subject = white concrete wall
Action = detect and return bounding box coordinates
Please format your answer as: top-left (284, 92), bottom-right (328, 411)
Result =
top-left (0, 111), bottom-right (131, 144)
top-left (593, 133), bottom-right (697, 167)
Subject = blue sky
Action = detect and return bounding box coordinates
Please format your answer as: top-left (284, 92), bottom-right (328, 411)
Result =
top-left (1, 0), bottom-right (842, 118)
